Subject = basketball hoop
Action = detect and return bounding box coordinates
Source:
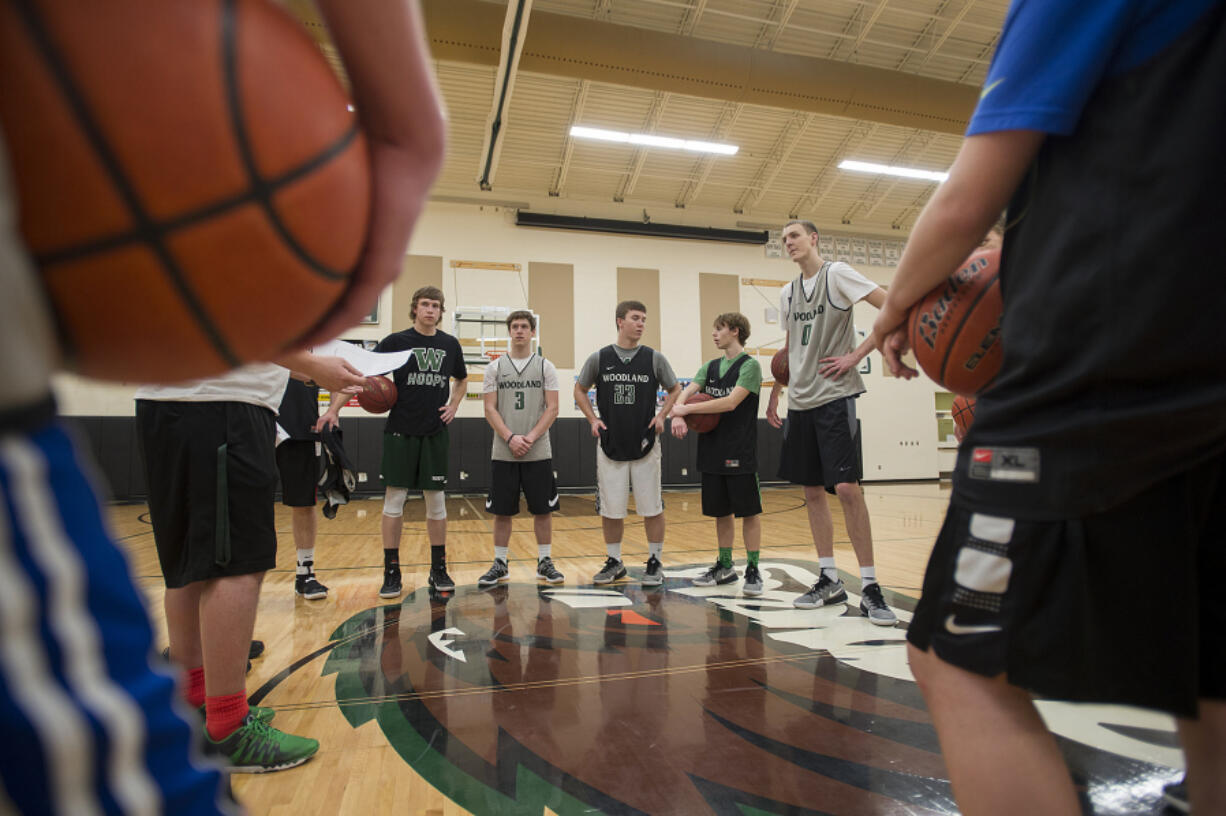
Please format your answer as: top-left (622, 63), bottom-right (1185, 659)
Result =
top-left (484, 350), bottom-right (503, 362)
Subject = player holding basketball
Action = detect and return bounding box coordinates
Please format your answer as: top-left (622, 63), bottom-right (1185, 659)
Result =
top-left (375, 286), bottom-right (468, 597)
top-left (670, 313), bottom-right (765, 595)
top-left (478, 310), bottom-right (564, 586)
top-left (575, 301), bottom-right (682, 586)
top-left (276, 378), bottom-right (347, 600)
top-left (869, 1), bottom-right (1226, 813)
top-left (766, 220), bottom-right (897, 625)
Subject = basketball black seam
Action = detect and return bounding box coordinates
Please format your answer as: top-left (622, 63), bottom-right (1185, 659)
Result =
top-left (14, 0), bottom-right (240, 369)
top-left (937, 270), bottom-right (1000, 384)
top-left (222, 0), bottom-right (348, 284)
top-left (34, 126), bottom-right (359, 269)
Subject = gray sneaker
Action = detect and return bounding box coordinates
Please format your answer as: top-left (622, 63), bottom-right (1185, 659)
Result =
top-left (641, 555), bottom-right (664, 587)
top-left (692, 561), bottom-right (738, 587)
top-left (592, 557), bottom-right (627, 584)
top-left (741, 563), bottom-right (763, 596)
top-left (793, 573), bottom-right (848, 609)
top-left (858, 582), bottom-right (898, 626)
top-left (536, 556), bottom-right (565, 583)
top-left (478, 558), bottom-right (510, 588)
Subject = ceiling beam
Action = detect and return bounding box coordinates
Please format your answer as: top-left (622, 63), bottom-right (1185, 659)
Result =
top-left (550, 80), bottom-right (590, 197)
top-left (477, 0), bottom-right (534, 191)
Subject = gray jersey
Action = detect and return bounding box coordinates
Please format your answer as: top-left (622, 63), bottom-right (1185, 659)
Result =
top-left (784, 263), bottom-right (866, 410)
top-left (490, 354), bottom-right (552, 462)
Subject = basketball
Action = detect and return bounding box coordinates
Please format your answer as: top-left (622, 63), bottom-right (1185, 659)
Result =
top-left (907, 248), bottom-right (1003, 396)
top-left (770, 347), bottom-right (789, 386)
top-left (357, 375), bottom-right (396, 414)
top-left (0, 0), bottom-right (370, 383)
top-left (683, 392), bottom-right (720, 434)
top-left (951, 395), bottom-right (976, 437)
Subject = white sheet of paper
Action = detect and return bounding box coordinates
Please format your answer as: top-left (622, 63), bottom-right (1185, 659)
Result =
top-left (311, 339), bottom-right (409, 377)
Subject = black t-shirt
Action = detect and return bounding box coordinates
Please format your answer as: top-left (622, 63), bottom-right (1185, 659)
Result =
top-left (375, 328), bottom-right (467, 436)
top-left (277, 379), bottom-right (321, 440)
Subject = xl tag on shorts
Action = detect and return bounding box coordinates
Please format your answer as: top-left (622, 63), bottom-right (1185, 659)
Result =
top-left (724, 459), bottom-right (740, 468)
top-left (968, 447), bottom-right (1040, 483)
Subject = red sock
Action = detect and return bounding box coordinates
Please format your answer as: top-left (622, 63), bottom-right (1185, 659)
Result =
top-left (184, 666), bottom-right (206, 709)
top-left (205, 693), bottom-right (249, 741)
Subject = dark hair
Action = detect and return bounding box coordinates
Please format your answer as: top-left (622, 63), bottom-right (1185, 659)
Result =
top-left (505, 309), bottom-right (536, 330)
top-left (714, 312), bottom-right (751, 344)
top-left (615, 300), bottom-right (647, 321)
top-left (410, 285), bottom-right (445, 321)
top-left (784, 219), bottom-right (820, 242)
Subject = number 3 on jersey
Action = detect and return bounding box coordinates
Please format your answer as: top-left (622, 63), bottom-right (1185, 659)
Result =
top-left (514, 391), bottom-right (525, 410)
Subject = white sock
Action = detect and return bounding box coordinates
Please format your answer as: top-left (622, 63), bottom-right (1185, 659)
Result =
top-left (296, 548), bottom-right (314, 575)
top-left (494, 546), bottom-right (509, 563)
top-left (819, 557), bottom-right (838, 581)
top-left (648, 542), bottom-right (663, 559)
top-left (860, 566), bottom-right (877, 587)
top-left (537, 544), bottom-right (551, 560)
top-left (606, 542), bottom-right (622, 560)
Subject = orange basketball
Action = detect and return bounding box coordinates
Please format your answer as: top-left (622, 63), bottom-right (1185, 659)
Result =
top-left (357, 375), bottom-right (396, 414)
top-left (770, 347), bottom-right (789, 386)
top-left (683, 391), bottom-right (719, 434)
top-left (0, 0), bottom-right (370, 383)
top-left (951, 394), bottom-right (976, 437)
top-left (907, 249), bottom-right (1003, 396)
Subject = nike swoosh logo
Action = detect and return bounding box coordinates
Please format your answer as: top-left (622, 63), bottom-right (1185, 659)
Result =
top-left (980, 77), bottom-right (1005, 100)
top-left (944, 614), bottom-right (1003, 635)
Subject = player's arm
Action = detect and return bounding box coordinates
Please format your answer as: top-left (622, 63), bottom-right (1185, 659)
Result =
top-left (439, 376), bottom-right (467, 424)
top-left (305, 0), bottom-right (447, 345)
top-left (652, 381), bottom-right (682, 435)
top-left (669, 381), bottom-right (701, 438)
top-left (574, 376), bottom-right (604, 437)
top-left (871, 129), bottom-right (1044, 376)
top-left (313, 388), bottom-right (348, 433)
top-left (819, 289), bottom-right (883, 379)
top-left (278, 350), bottom-right (364, 393)
top-left (483, 390), bottom-right (514, 442)
top-left (526, 389), bottom-right (559, 444)
top-left (766, 331), bottom-right (788, 428)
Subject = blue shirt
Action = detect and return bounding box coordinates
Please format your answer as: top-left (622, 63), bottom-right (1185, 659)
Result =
top-left (968, 0), bottom-right (1222, 136)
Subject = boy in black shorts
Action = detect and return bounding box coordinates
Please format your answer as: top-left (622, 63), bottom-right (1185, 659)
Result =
top-left (478, 310), bottom-right (564, 586)
top-left (671, 313), bottom-right (764, 595)
top-left (870, 2), bottom-right (1226, 812)
top-left (374, 286), bottom-right (468, 598)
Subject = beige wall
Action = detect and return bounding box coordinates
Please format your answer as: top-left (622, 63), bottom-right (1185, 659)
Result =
top-left (616, 267), bottom-right (660, 351)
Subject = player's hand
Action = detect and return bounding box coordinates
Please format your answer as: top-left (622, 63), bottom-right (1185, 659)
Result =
top-left (671, 402), bottom-right (690, 417)
top-left (954, 426), bottom-right (966, 443)
top-left (312, 412), bottom-right (341, 433)
top-left (766, 394), bottom-right (783, 429)
top-left (439, 403), bottom-right (458, 424)
top-left (509, 434), bottom-right (533, 457)
top-left (309, 357), bottom-right (366, 394)
top-left (589, 418), bottom-right (607, 438)
top-left (871, 304), bottom-right (918, 379)
top-left (670, 416), bottom-right (689, 439)
top-left (818, 353), bottom-right (857, 380)
top-left (648, 414), bottom-right (666, 435)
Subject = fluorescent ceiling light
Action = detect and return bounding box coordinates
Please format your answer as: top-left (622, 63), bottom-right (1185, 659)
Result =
top-left (838, 159), bottom-right (948, 183)
top-left (570, 126), bottom-right (738, 156)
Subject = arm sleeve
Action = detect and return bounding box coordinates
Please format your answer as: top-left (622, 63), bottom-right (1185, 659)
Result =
top-left (542, 360), bottom-right (560, 391)
top-left (692, 361), bottom-right (710, 389)
top-left (576, 351), bottom-right (600, 389)
top-left (654, 352), bottom-right (679, 390)
top-left (829, 263), bottom-right (878, 309)
top-left (451, 339), bottom-right (468, 381)
top-left (737, 358), bottom-right (763, 394)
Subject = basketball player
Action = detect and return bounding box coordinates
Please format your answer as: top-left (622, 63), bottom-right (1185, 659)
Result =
top-left (574, 301), bottom-right (682, 586)
top-left (375, 286), bottom-right (468, 597)
top-left (478, 310), bottom-right (564, 586)
top-left (766, 221), bottom-right (897, 625)
top-left (276, 378), bottom-right (347, 600)
top-left (670, 313), bottom-right (765, 595)
top-left (869, 1), bottom-right (1225, 813)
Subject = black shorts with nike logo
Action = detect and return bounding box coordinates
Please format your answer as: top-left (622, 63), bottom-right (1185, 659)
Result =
top-left (907, 452), bottom-right (1226, 717)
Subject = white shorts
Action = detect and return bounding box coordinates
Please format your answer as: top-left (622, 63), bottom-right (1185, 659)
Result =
top-left (596, 442), bottom-right (663, 519)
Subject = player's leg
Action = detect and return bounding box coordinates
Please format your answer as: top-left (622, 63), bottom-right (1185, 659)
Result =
top-left (1179, 701), bottom-right (1226, 813)
top-left (593, 448), bottom-right (629, 583)
top-left (694, 472), bottom-right (732, 586)
top-left (731, 474), bottom-right (763, 595)
top-left (417, 428), bottom-right (453, 591)
top-left (482, 459), bottom-right (517, 585)
top-left (277, 440), bottom-right (326, 599)
top-left (378, 432), bottom-right (414, 597)
top-left (631, 444), bottom-right (665, 585)
top-left (521, 460), bottom-right (563, 583)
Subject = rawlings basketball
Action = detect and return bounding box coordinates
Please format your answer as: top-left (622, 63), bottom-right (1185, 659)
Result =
top-left (357, 375), bottom-right (396, 414)
top-left (683, 392), bottom-right (720, 434)
top-left (951, 395), bottom-right (976, 438)
top-left (907, 249), bottom-right (1003, 396)
top-left (0, 0), bottom-right (370, 382)
top-left (770, 347), bottom-right (789, 386)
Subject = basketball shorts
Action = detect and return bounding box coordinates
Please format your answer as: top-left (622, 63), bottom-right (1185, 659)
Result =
top-left (382, 428), bottom-right (449, 491)
top-left (595, 442), bottom-right (663, 519)
top-left (486, 459), bottom-right (560, 516)
top-left (907, 452), bottom-right (1226, 717)
top-left (276, 439), bottom-right (320, 507)
top-left (701, 472), bottom-right (762, 518)
top-left (136, 400), bottom-right (278, 588)
top-left (778, 397), bottom-right (861, 492)
top-left (0, 420), bottom-right (231, 815)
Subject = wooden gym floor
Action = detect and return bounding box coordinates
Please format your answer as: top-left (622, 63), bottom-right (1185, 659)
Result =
top-left (111, 483), bottom-right (1184, 815)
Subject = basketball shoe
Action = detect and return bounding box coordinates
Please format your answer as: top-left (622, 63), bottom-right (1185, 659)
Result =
top-left (793, 574), bottom-right (848, 609)
top-left (692, 561), bottom-right (738, 587)
top-left (478, 558), bottom-right (510, 587)
top-left (536, 557), bottom-right (565, 583)
top-left (204, 713), bottom-right (318, 773)
top-left (859, 582), bottom-right (898, 626)
top-left (592, 557), bottom-right (626, 584)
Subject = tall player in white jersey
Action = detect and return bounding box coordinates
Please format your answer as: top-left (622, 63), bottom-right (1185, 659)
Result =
top-left (479, 310), bottom-right (565, 585)
top-left (766, 220), bottom-right (897, 625)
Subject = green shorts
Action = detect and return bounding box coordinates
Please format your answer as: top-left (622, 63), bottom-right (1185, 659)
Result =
top-left (381, 429), bottom-right (449, 491)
